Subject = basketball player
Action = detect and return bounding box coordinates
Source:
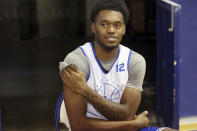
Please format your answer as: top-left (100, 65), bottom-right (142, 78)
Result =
top-left (60, 0), bottom-right (177, 130)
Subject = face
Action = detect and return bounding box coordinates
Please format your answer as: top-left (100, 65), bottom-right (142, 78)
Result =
top-left (92, 10), bottom-right (126, 51)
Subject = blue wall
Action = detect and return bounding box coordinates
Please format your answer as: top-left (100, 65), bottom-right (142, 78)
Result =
top-left (172, 0), bottom-right (197, 117)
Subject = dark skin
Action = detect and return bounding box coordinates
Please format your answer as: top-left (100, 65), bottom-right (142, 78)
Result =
top-left (61, 10), bottom-right (178, 131)
top-left (61, 10), bottom-right (149, 131)
top-left (92, 10), bottom-right (125, 60)
top-left (61, 66), bottom-right (178, 131)
top-left (62, 65), bottom-right (149, 131)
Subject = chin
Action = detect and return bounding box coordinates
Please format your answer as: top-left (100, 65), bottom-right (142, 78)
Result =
top-left (103, 43), bottom-right (119, 51)
top-left (97, 38), bottom-right (120, 51)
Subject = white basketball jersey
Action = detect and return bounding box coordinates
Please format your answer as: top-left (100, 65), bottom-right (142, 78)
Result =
top-left (80, 42), bottom-right (132, 120)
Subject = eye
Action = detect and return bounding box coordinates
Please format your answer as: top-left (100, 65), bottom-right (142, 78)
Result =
top-left (114, 23), bottom-right (121, 29)
top-left (101, 23), bottom-right (108, 27)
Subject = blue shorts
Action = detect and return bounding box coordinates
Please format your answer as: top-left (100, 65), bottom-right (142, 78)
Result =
top-left (140, 127), bottom-right (166, 131)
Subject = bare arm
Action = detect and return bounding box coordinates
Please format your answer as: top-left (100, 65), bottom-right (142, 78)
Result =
top-left (62, 64), bottom-right (141, 121)
top-left (82, 86), bottom-right (141, 121)
top-left (63, 82), bottom-right (148, 131)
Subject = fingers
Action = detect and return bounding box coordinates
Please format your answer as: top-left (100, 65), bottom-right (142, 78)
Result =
top-left (70, 64), bottom-right (84, 76)
top-left (61, 67), bottom-right (71, 80)
top-left (61, 70), bottom-right (67, 81)
top-left (66, 65), bottom-right (74, 74)
top-left (137, 110), bottom-right (148, 116)
top-left (143, 110), bottom-right (148, 115)
top-left (61, 65), bottom-right (75, 75)
top-left (61, 64), bottom-right (79, 80)
top-left (61, 64), bottom-right (84, 83)
top-left (70, 64), bottom-right (79, 72)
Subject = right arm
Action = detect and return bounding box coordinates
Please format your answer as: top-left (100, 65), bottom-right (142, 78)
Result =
top-left (63, 83), bottom-right (148, 131)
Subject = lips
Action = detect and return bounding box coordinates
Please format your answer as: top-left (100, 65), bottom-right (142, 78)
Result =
top-left (104, 36), bottom-right (118, 42)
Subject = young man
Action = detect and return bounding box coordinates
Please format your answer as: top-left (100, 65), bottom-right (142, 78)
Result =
top-left (59, 0), bottom-right (176, 130)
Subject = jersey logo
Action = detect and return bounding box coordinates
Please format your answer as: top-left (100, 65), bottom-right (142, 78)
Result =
top-left (95, 83), bottom-right (120, 103)
top-left (116, 63), bottom-right (125, 72)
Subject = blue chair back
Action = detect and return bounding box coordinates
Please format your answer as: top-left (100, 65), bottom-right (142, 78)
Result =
top-left (54, 93), bottom-right (71, 131)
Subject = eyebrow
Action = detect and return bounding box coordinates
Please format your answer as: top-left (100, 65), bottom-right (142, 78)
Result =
top-left (99, 20), bottom-right (124, 23)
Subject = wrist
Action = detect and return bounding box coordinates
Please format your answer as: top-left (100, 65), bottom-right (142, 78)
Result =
top-left (130, 120), bottom-right (142, 130)
top-left (126, 120), bottom-right (139, 131)
top-left (80, 84), bottom-right (90, 96)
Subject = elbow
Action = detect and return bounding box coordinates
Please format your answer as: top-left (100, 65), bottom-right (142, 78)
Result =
top-left (118, 108), bottom-right (136, 121)
top-left (118, 111), bottom-right (135, 121)
top-left (118, 110), bottom-right (132, 121)
top-left (122, 112), bottom-right (132, 121)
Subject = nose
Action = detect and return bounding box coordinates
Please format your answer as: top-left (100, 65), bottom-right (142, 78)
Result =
top-left (107, 25), bottom-right (115, 33)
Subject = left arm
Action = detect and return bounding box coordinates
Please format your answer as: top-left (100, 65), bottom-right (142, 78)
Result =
top-left (81, 84), bottom-right (141, 121)
top-left (62, 65), bottom-right (142, 121)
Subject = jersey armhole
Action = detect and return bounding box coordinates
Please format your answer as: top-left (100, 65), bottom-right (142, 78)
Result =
top-left (127, 50), bottom-right (132, 71)
top-left (79, 47), bottom-right (91, 81)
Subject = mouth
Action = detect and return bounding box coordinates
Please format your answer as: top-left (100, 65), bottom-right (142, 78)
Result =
top-left (104, 36), bottom-right (118, 42)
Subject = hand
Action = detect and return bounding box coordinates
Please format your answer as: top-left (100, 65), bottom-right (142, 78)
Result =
top-left (133, 111), bottom-right (149, 128)
top-left (61, 64), bottom-right (88, 94)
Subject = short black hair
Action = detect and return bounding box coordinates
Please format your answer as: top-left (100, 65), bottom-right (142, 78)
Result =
top-left (90, 0), bottom-right (129, 24)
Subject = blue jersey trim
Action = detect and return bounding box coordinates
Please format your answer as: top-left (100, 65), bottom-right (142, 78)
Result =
top-left (90, 42), bottom-right (120, 74)
top-left (79, 47), bottom-right (90, 81)
top-left (127, 50), bottom-right (132, 71)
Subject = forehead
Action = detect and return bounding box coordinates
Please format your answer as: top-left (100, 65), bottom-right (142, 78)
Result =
top-left (96, 10), bottom-right (124, 23)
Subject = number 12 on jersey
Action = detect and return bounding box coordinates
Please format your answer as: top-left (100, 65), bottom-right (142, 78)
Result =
top-left (116, 63), bottom-right (125, 72)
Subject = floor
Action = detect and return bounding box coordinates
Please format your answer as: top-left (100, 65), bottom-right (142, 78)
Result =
top-left (0, 35), bottom-right (159, 131)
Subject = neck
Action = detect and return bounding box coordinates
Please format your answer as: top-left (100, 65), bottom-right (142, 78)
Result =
top-left (93, 42), bottom-right (119, 61)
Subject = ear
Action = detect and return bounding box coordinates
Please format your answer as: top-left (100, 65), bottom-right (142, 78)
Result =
top-left (123, 24), bottom-right (126, 35)
top-left (91, 22), bottom-right (96, 34)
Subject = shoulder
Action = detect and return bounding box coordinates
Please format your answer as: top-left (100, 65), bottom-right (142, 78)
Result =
top-left (129, 50), bottom-right (146, 67)
top-left (67, 47), bottom-right (86, 60)
top-left (62, 47), bottom-right (87, 66)
top-left (59, 47), bottom-right (89, 78)
top-left (128, 50), bottom-right (146, 75)
top-left (119, 44), bottom-right (146, 71)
